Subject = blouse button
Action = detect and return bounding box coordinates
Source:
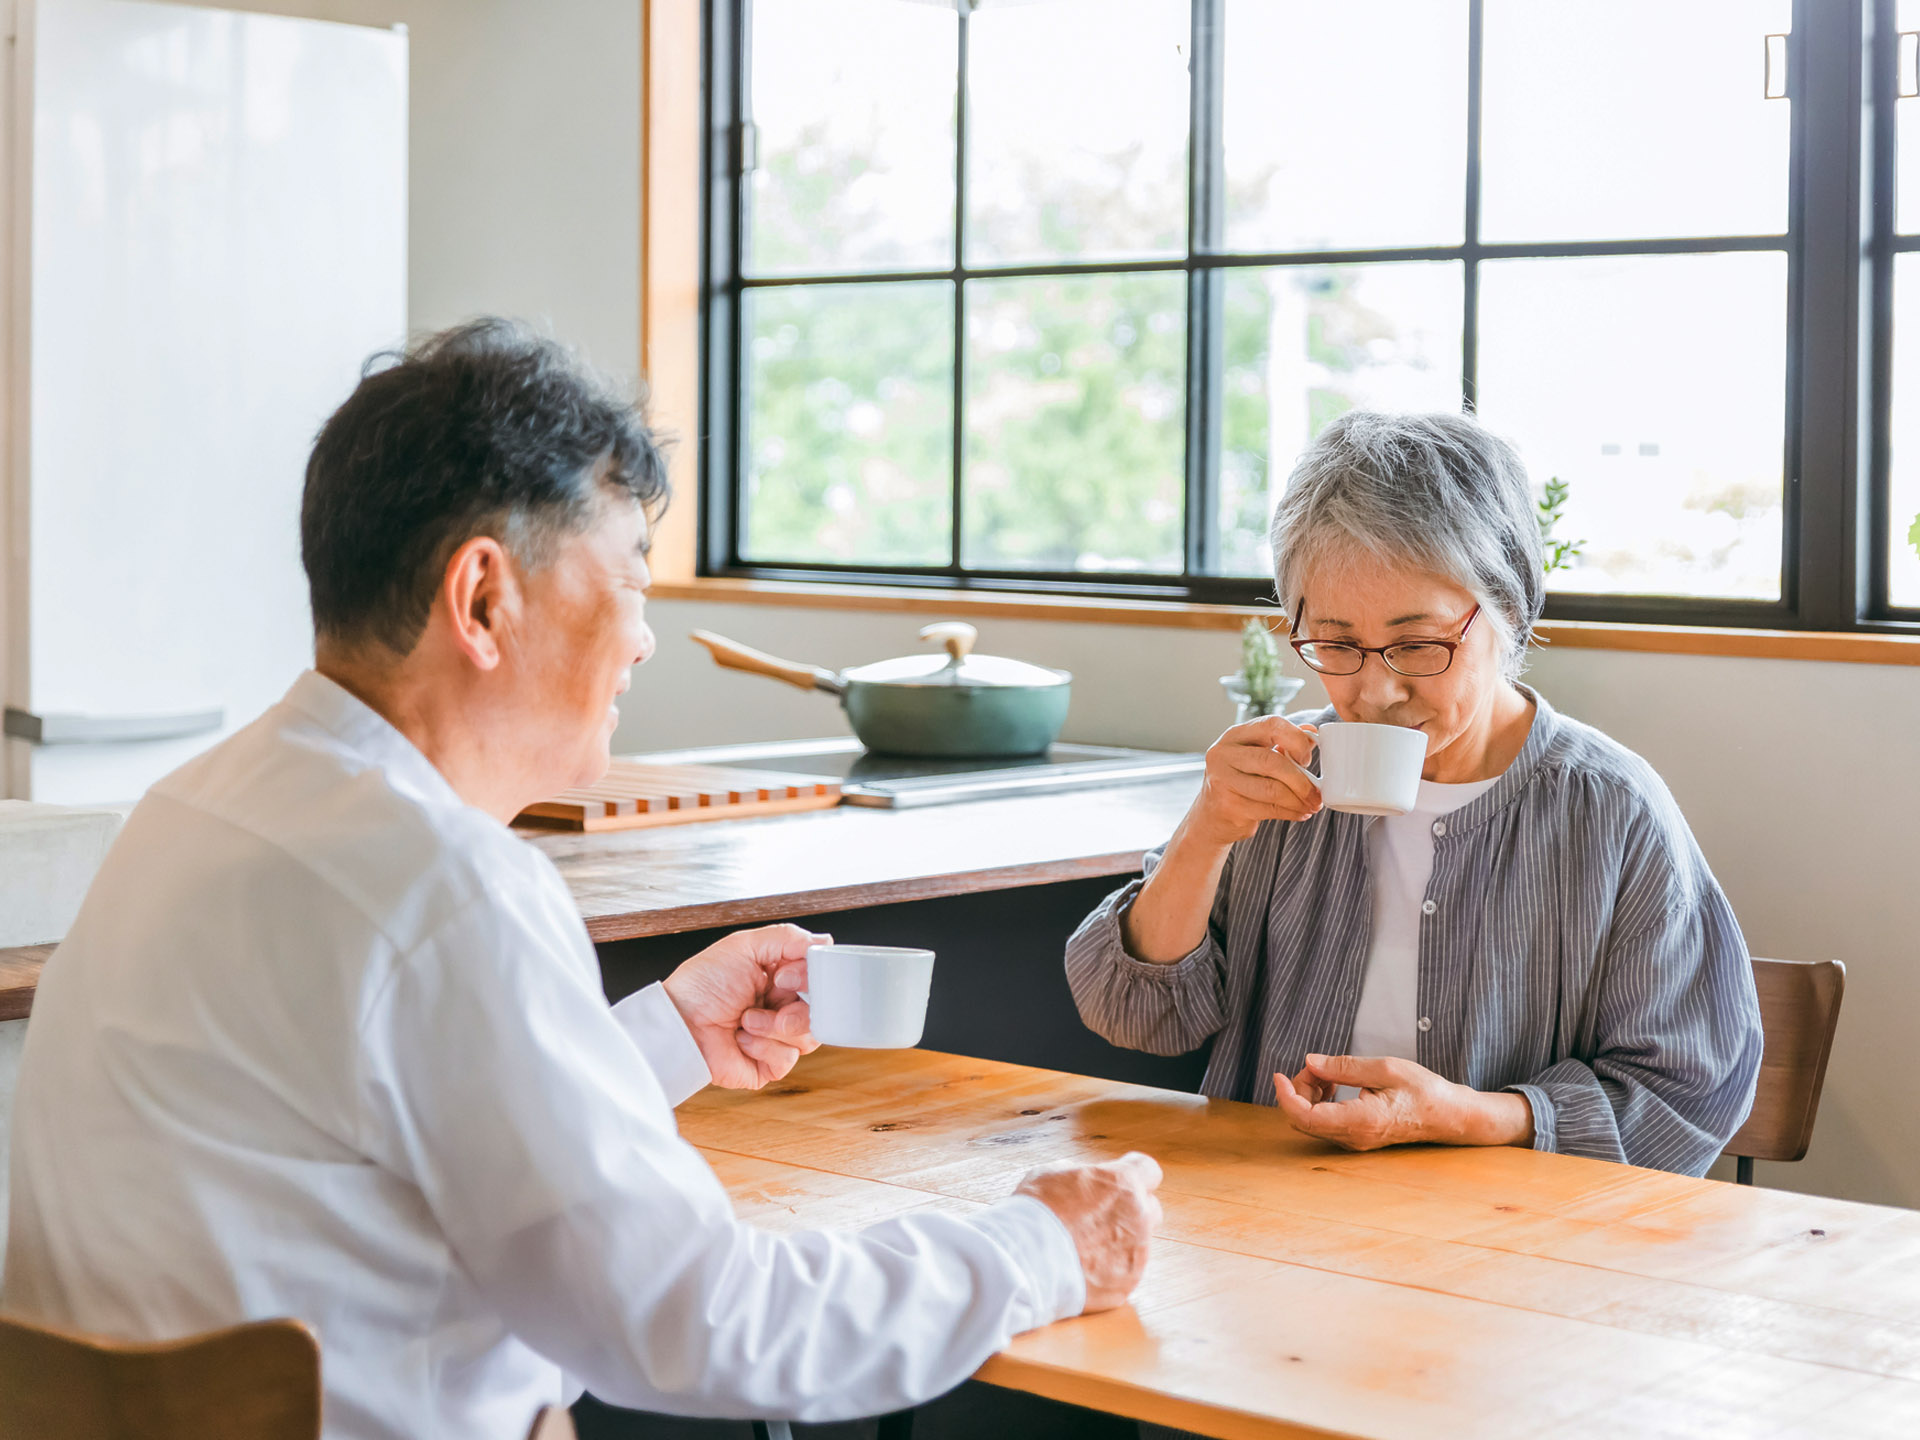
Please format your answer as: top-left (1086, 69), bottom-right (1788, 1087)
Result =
top-left (1421, 899), bottom-right (1437, 916)
top-left (1418, 1016), bottom-right (1433, 1033)
top-left (1432, 821), bottom-right (1447, 837)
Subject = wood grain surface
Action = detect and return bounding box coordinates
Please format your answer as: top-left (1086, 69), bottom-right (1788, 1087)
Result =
top-left (1728, 958), bottom-right (1846, 1164)
top-left (642, 576), bottom-right (1920, 666)
top-left (526, 774), bottom-right (1197, 943)
top-left (516, 761), bottom-right (841, 833)
top-left (0, 944), bottom-right (51, 1020)
top-left (0, 1312), bottom-right (321, 1440)
top-left (681, 1049), bottom-right (1920, 1440)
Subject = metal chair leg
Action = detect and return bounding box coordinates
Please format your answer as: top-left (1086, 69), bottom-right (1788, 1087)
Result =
top-left (748, 1413), bottom-right (906, 1436)
top-left (752, 1409), bottom-right (909, 1439)
top-left (1736, 1154), bottom-right (1754, 1186)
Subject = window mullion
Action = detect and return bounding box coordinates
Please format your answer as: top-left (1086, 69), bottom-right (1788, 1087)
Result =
top-left (706, 0), bottom-right (747, 577)
top-left (1869, 0), bottom-right (1900, 615)
top-left (1462, 0), bottom-right (1484, 409)
top-left (950, 3), bottom-right (971, 575)
top-left (1185, 0), bottom-right (1226, 578)
top-left (1791, 0), bottom-right (1871, 629)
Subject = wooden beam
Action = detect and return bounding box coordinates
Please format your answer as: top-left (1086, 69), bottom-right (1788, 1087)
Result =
top-left (640, 0), bottom-right (702, 585)
top-left (646, 575), bottom-right (1920, 665)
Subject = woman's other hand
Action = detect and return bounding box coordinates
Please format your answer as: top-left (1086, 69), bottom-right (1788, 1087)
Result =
top-left (1187, 715), bottom-right (1322, 847)
top-left (1273, 1055), bottom-right (1535, 1151)
top-left (1282, 1061), bottom-right (1337, 1106)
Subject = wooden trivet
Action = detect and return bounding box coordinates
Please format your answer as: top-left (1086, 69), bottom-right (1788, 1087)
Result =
top-left (515, 760), bottom-right (842, 832)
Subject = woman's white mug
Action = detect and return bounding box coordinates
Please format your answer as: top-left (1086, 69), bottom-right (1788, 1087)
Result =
top-left (802, 944), bottom-right (936, 1049)
top-left (1313, 722), bottom-right (1428, 816)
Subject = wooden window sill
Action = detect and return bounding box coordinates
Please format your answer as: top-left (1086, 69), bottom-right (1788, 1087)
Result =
top-left (645, 576), bottom-right (1920, 666)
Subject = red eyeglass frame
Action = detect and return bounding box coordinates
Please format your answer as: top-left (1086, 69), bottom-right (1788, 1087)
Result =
top-left (1287, 600), bottom-right (1482, 677)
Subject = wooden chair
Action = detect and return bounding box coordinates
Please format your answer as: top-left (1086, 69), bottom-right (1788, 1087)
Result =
top-left (0, 1313), bottom-right (320, 1439)
top-left (1724, 957), bottom-right (1846, 1186)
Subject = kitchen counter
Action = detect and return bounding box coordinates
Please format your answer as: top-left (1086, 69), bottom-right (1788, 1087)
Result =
top-left (0, 774), bottom-right (1199, 1014)
top-left (527, 773), bottom-right (1197, 943)
top-left (0, 946), bottom-right (49, 1021)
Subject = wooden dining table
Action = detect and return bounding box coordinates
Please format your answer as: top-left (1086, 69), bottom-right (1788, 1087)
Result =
top-left (679, 1049), bottom-right (1920, 1440)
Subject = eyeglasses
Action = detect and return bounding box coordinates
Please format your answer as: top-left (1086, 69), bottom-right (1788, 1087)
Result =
top-left (1288, 601), bottom-right (1481, 678)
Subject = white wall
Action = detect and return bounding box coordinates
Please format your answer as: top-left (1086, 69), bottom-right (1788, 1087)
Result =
top-left (1534, 647), bottom-right (1920, 1208)
top-left (139, 0), bottom-right (1920, 1215)
top-left (172, 0), bottom-right (642, 384)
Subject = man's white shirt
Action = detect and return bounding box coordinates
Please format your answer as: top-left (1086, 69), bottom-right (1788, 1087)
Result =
top-left (1, 672), bottom-right (1083, 1438)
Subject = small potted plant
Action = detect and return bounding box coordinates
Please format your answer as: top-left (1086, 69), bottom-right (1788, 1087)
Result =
top-left (1222, 618), bottom-right (1304, 724)
top-left (1539, 475), bottom-right (1585, 577)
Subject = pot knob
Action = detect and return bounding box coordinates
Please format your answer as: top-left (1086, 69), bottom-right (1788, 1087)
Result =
top-left (919, 621), bottom-right (977, 666)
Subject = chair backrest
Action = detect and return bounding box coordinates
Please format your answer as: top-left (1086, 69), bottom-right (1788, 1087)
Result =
top-left (527, 1405), bottom-right (579, 1440)
top-left (1724, 956), bottom-right (1846, 1164)
top-left (0, 1314), bottom-right (320, 1440)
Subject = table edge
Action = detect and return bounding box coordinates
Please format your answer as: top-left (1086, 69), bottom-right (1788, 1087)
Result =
top-left (0, 944), bottom-right (54, 1021)
top-left (582, 851), bottom-right (1146, 942)
top-left (975, 1356), bottom-right (1351, 1440)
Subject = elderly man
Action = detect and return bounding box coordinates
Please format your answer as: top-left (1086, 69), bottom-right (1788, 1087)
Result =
top-left (2, 320), bottom-right (1161, 1439)
top-left (1068, 410), bottom-right (1761, 1176)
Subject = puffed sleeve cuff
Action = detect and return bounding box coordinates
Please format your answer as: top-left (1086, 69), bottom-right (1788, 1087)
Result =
top-left (964, 1194), bottom-right (1087, 1330)
top-left (611, 982), bottom-right (712, 1107)
top-left (1504, 1083), bottom-right (1552, 1154)
top-left (1105, 880), bottom-right (1217, 982)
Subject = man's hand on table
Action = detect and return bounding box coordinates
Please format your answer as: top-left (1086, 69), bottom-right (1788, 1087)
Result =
top-left (1016, 1152), bottom-right (1164, 1313)
top-left (663, 924), bottom-right (823, 1090)
top-left (1274, 1054), bottom-right (1535, 1151)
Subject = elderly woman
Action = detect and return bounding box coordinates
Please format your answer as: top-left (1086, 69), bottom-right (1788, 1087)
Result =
top-left (1066, 410), bottom-right (1762, 1175)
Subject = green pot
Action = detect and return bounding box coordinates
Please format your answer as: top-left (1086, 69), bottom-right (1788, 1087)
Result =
top-left (692, 623), bottom-right (1072, 758)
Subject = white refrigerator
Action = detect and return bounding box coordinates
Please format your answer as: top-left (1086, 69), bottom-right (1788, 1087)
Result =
top-left (1, 0), bottom-right (407, 803)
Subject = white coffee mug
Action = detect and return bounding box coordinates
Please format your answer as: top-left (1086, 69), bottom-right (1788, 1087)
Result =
top-left (802, 944), bottom-right (936, 1049)
top-left (1314, 722), bottom-right (1428, 816)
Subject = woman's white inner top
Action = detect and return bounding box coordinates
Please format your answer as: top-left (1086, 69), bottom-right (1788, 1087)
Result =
top-left (1336, 772), bottom-right (1504, 1101)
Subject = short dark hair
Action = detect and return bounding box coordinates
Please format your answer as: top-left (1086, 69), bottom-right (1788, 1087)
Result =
top-left (300, 317), bottom-right (669, 654)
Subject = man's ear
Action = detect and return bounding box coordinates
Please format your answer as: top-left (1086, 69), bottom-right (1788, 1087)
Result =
top-left (440, 535), bottom-right (519, 672)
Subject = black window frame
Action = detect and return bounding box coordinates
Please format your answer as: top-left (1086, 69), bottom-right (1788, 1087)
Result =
top-left (698, 0), bottom-right (1920, 634)
top-left (1872, 0), bottom-right (1920, 622)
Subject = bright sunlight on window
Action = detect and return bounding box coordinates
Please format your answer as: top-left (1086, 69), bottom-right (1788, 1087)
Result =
top-left (717, 0), bottom-right (1910, 629)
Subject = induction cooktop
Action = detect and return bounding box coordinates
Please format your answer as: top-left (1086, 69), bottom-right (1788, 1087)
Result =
top-left (633, 736), bottom-right (1204, 809)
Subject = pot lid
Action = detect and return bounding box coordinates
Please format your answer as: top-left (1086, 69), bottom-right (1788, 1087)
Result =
top-left (842, 622), bottom-right (1071, 690)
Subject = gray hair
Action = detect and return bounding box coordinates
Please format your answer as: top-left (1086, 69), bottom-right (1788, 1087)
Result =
top-left (1269, 410), bottom-right (1544, 678)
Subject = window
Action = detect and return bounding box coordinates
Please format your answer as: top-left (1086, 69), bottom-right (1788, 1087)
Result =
top-left (701, 0), bottom-right (1916, 633)
top-left (1886, 0), bottom-right (1920, 611)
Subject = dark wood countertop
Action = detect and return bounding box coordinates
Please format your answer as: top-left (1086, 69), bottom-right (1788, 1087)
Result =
top-left (527, 774), bottom-right (1197, 942)
top-left (0, 944), bottom-right (53, 1021)
top-left (0, 775), bottom-right (1198, 1012)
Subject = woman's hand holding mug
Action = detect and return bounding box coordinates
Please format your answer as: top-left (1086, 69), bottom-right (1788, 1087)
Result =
top-left (1187, 715), bottom-right (1322, 846)
top-left (1124, 717), bottom-right (1322, 965)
